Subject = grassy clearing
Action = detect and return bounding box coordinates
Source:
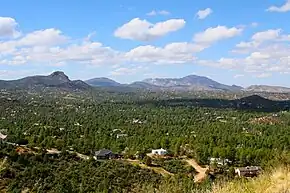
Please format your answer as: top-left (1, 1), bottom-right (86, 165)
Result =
top-left (213, 167), bottom-right (290, 193)
top-left (0, 158), bottom-right (8, 174)
top-left (135, 166), bottom-right (290, 193)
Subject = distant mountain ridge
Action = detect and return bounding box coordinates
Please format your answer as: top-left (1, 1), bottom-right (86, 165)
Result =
top-left (85, 74), bottom-right (245, 92)
top-left (0, 71), bottom-right (91, 92)
top-left (1, 72), bottom-right (290, 93)
top-left (86, 77), bottom-right (122, 87)
top-left (244, 85), bottom-right (290, 93)
top-left (142, 75), bottom-right (243, 91)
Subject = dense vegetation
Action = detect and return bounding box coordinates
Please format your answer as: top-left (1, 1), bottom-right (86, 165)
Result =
top-left (155, 159), bottom-right (194, 175)
top-left (2, 93), bottom-right (290, 166)
top-left (0, 143), bottom-right (161, 193)
top-left (1, 90), bottom-right (290, 192)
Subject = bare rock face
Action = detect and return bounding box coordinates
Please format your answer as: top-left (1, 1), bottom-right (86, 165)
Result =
top-left (48, 71), bottom-right (70, 83)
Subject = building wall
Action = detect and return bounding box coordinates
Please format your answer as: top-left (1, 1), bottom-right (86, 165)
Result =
top-left (152, 150), bottom-right (167, 155)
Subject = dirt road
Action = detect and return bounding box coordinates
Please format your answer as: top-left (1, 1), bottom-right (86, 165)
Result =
top-left (185, 159), bottom-right (209, 183)
top-left (125, 159), bottom-right (174, 177)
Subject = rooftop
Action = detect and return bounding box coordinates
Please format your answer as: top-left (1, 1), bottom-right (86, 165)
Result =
top-left (95, 149), bottom-right (113, 156)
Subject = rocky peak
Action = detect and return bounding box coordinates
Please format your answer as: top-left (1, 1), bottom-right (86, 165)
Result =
top-left (49, 71), bottom-right (70, 82)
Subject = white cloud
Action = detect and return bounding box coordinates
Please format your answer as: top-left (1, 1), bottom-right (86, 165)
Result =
top-left (235, 41), bottom-right (260, 51)
top-left (114, 18), bottom-right (185, 41)
top-left (17, 42), bottom-right (123, 66)
top-left (267, 0), bottom-right (290, 12)
top-left (0, 69), bottom-right (48, 80)
top-left (255, 73), bottom-right (272, 78)
top-left (0, 56), bottom-right (27, 65)
top-left (147, 10), bottom-right (170, 16)
top-left (125, 42), bottom-right (207, 64)
top-left (110, 66), bottom-right (146, 76)
top-left (85, 31), bottom-right (96, 42)
top-left (193, 26), bottom-right (243, 44)
top-left (0, 16), bottom-right (211, 71)
top-left (18, 28), bottom-right (68, 46)
top-left (199, 28), bottom-right (290, 77)
top-left (247, 52), bottom-right (270, 60)
top-left (6, 15), bottom-right (286, 79)
top-left (251, 22), bottom-right (259, 27)
top-left (0, 41), bottom-right (17, 54)
top-left (0, 17), bottom-right (21, 38)
top-left (233, 29), bottom-right (290, 54)
top-left (0, 16), bottom-right (122, 67)
top-left (252, 29), bottom-right (282, 42)
top-left (196, 8), bottom-right (212, 19)
top-left (0, 28), bottom-right (68, 56)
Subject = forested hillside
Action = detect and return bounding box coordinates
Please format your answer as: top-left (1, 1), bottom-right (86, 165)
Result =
top-left (1, 90), bottom-right (290, 192)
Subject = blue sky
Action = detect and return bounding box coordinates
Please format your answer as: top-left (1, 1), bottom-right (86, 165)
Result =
top-left (0, 0), bottom-right (290, 87)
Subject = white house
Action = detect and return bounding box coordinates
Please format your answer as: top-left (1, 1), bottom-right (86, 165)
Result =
top-left (235, 166), bottom-right (261, 177)
top-left (116, 134), bottom-right (128, 139)
top-left (209, 158), bottom-right (232, 166)
top-left (151, 148), bottom-right (168, 155)
top-left (0, 132), bottom-right (7, 140)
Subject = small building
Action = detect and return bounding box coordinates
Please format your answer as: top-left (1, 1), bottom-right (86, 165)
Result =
top-left (116, 134), bottom-right (128, 139)
top-left (94, 149), bottom-right (117, 160)
top-left (0, 132), bottom-right (7, 140)
top-left (151, 148), bottom-right (168, 156)
top-left (209, 158), bottom-right (232, 166)
top-left (235, 166), bottom-right (262, 177)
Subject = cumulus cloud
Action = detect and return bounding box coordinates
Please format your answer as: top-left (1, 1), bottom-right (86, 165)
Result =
top-left (198, 28), bottom-right (290, 77)
top-left (196, 8), bottom-right (212, 19)
top-left (233, 29), bottom-right (290, 54)
top-left (114, 18), bottom-right (185, 41)
top-left (0, 69), bottom-right (48, 80)
top-left (252, 29), bottom-right (282, 42)
top-left (110, 66), bottom-right (146, 76)
top-left (125, 42), bottom-right (207, 64)
top-left (255, 73), bottom-right (272, 78)
top-left (235, 41), bottom-right (260, 49)
top-left (193, 26), bottom-right (243, 44)
top-left (0, 38), bottom-right (122, 67)
top-left (0, 17), bottom-right (21, 38)
top-left (0, 28), bottom-right (68, 56)
top-left (147, 10), bottom-right (170, 16)
top-left (16, 42), bottom-right (123, 66)
top-left (267, 0), bottom-right (290, 12)
top-left (6, 15), bottom-right (290, 81)
top-left (0, 17), bottom-right (122, 67)
top-left (19, 28), bottom-right (68, 46)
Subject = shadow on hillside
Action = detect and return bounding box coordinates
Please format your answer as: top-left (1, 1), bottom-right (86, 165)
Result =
top-left (135, 95), bottom-right (290, 112)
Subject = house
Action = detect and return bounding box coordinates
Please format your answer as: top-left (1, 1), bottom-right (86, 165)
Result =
top-left (235, 166), bottom-right (262, 177)
top-left (0, 132), bottom-right (7, 140)
top-left (209, 158), bottom-right (232, 166)
top-left (132, 119), bottom-right (143, 124)
top-left (151, 148), bottom-right (168, 156)
top-left (94, 149), bottom-right (117, 160)
top-left (116, 134), bottom-right (128, 139)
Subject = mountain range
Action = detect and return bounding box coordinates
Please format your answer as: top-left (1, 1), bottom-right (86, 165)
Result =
top-left (0, 71), bottom-right (290, 93)
top-left (0, 71), bottom-right (90, 92)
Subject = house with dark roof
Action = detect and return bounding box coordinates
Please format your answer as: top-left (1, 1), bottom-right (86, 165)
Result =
top-left (235, 166), bottom-right (262, 177)
top-left (94, 149), bottom-right (117, 160)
